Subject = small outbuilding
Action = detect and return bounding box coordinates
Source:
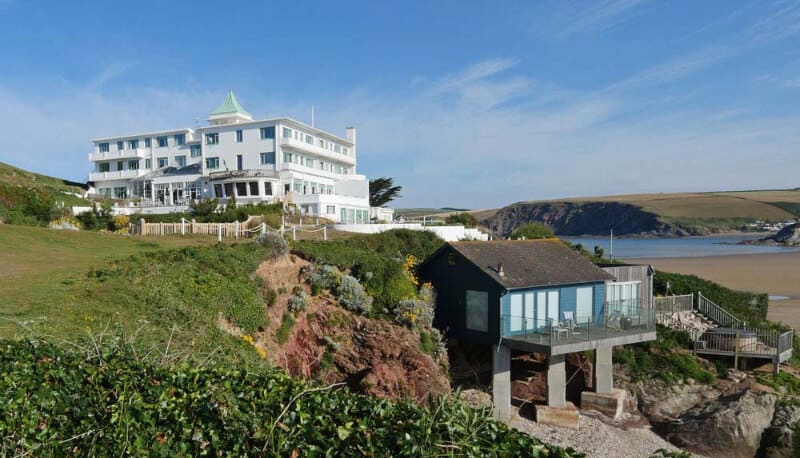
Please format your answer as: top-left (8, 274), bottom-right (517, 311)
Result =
top-left (420, 239), bottom-right (657, 425)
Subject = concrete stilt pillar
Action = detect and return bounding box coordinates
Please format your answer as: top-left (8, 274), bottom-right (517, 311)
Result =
top-left (547, 354), bottom-right (566, 408)
top-left (595, 346), bottom-right (613, 394)
top-left (492, 344), bottom-right (511, 422)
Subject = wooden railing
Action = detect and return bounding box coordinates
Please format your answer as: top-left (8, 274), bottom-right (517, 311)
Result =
top-left (130, 215), bottom-right (264, 238)
top-left (697, 292), bottom-right (744, 329)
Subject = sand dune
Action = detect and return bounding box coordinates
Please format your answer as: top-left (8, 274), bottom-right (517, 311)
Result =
top-left (628, 252), bottom-right (800, 330)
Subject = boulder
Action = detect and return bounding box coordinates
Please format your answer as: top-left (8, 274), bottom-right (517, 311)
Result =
top-left (663, 390), bottom-right (776, 458)
top-left (760, 402), bottom-right (800, 458)
top-left (635, 379), bottom-right (721, 423)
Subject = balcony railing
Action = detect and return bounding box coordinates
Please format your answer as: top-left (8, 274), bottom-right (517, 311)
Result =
top-left (501, 300), bottom-right (656, 347)
top-left (89, 149), bottom-right (148, 161)
top-left (280, 137), bottom-right (356, 165)
top-left (88, 169), bottom-right (147, 181)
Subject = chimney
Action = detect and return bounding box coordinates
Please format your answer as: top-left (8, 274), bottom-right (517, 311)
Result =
top-left (346, 126), bottom-right (356, 143)
top-left (497, 262), bottom-right (505, 277)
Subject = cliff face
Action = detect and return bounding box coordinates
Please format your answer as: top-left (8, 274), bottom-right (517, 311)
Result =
top-left (482, 201), bottom-right (686, 238)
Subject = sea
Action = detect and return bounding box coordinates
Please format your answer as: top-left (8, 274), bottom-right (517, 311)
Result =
top-left (561, 234), bottom-right (800, 259)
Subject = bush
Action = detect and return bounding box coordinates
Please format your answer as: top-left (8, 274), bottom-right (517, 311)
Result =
top-left (615, 326), bottom-right (715, 384)
top-left (0, 339), bottom-right (581, 457)
top-left (288, 290), bottom-right (308, 312)
top-left (111, 214), bottom-right (129, 232)
top-left (511, 222), bottom-right (554, 239)
top-left (253, 232), bottom-right (288, 259)
top-left (264, 288), bottom-right (278, 307)
top-left (305, 264), bottom-right (343, 292)
top-left (337, 275), bottom-right (373, 314)
top-left (445, 212), bottom-right (478, 228)
top-left (75, 201), bottom-right (115, 231)
top-left (276, 312), bottom-right (296, 344)
top-left (393, 298), bottom-right (434, 329)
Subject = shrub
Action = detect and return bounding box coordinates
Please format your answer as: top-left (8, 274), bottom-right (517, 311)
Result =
top-left (288, 290), bottom-right (308, 312)
top-left (511, 222), bottom-right (554, 239)
top-left (305, 264), bottom-right (343, 292)
top-left (393, 298), bottom-right (434, 329)
top-left (444, 212), bottom-right (478, 228)
top-left (276, 312), bottom-right (296, 344)
top-left (75, 201), bottom-right (114, 231)
top-left (337, 275), bottom-right (372, 314)
top-left (0, 339), bottom-right (581, 457)
top-left (111, 214), bottom-right (130, 232)
top-left (190, 197), bottom-right (219, 218)
top-left (253, 232), bottom-right (288, 259)
top-left (264, 288), bottom-right (278, 307)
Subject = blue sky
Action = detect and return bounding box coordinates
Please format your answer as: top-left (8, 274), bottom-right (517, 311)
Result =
top-left (0, 1), bottom-right (799, 208)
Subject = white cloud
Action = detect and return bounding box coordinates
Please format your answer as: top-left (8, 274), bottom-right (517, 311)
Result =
top-left (531, 0), bottom-right (652, 39)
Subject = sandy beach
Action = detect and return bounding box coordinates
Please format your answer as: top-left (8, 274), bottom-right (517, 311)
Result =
top-left (628, 251), bottom-right (800, 330)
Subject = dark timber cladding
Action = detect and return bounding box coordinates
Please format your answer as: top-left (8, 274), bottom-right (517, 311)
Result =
top-left (419, 239), bottom-right (615, 346)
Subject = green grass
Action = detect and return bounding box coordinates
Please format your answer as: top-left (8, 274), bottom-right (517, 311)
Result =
top-left (0, 225), bottom-right (266, 367)
top-left (615, 326), bottom-right (716, 384)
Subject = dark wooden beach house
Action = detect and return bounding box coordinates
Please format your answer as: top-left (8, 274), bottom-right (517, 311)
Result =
top-left (419, 239), bottom-right (657, 425)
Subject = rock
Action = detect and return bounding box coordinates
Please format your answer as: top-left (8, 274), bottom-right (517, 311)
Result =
top-left (760, 402), bottom-right (800, 458)
top-left (459, 389), bottom-right (492, 409)
top-left (770, 223), bottom-right (800, 246)
top-left (635, 379), bottom-right (721, 423)
top-left (663, 390), bottom-right (776, 458)
top-left (49, 220), bottom-right (80, 231)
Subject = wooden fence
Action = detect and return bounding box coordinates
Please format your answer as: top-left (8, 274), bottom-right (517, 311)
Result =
top-left (130, 215), bottom-right (264, 238)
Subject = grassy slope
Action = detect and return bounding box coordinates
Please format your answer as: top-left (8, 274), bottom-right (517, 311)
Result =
top-left (0, 225), bottom-right (261, 361)
top-left (0, 161), bottom-right (88, 207)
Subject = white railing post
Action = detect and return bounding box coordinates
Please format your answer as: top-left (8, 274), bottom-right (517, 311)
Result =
top-left (181, 218), bottom-right (185, 236)
top-left (292, 225), bottom-right (297, 241)
top-left (235, 221), bottom-right (239, 239)
top-left (261, 222), bottom-right (266, 235)
top-left (323, 225), bottom-right (328, 241)
top-left (217, 224), bottom-right (222, 242)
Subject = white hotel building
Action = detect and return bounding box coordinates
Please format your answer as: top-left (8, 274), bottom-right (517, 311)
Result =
top-left (88, 91), bottom-right (387, 224)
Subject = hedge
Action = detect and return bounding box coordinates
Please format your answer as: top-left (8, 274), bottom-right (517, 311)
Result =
top-left (0, 339), bottom-right (582, 457)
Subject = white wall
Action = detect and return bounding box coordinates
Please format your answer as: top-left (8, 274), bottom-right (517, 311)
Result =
top-left (335, 223), bottom-right (488, 242)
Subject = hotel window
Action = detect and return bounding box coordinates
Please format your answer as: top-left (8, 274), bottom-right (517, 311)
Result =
top-left (224, 183), bottom-right (234, 197)
top-left (157, 136), bottom-right (168, 147)
top-left (99, 143), bottom-right (109, 153)
top-left (174, 134), bottom-right (186, 145)
top-left (260, 151), bottom-right (275, 165)
top-left (236, 182), bottom-right (248, 196)
top-left (213, 184), bottom-right (223, 197)
top-left (305, 134), bottom-right (313, 144)
top-left (114, 187), bottom-right (127, 199)
top-left (145, 159), bottom-right (152, 169)
top-left (343, 147), bottom-right (349, 155)
top-left (157, 157), bottom-right (168, 168)
top-left (205, 133), bottom-right (219, 145)
top-left (249, 181), bottom-right (259, 196)
top-left (264, 182), bottom-right (273, 195)
top-left (116, 161), bottom-right (123, 171)
top-left (128, 160), bottom-right (139, 170)
top-left (334, 144), bottom-right (341, 153)
top-left (305, 158), bottom-right (315, 168)
top-left (128, 139), bottom-right (139, 150)
top-left (260, 126), bottom-right (275, 139)
top-left (326, 205), bottom-right (335, 214)
top-left (145, 138), bottom-right (152, 148)
top-left (99, 163), bottom-right (110, 172)
top-left (236, 130), bottom-right (243, 143)
top-left (190, 145), bottom-right (201, 157)
top-left (292, 179), bottom-right (302, 193)
top-left (205, 157), bottom-right (219, 169)
top-left (283, 152), bottom-right (292, 163)
top-left (117, 141), bottom-right (124, 151)
top-left (282, 127), bottom-right (291, 138)
top-left (175, 156), bottom-right (186, 167)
